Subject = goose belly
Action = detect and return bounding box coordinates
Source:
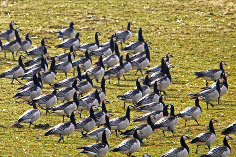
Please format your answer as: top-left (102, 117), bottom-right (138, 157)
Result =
top-left (12, 67), bottom-right (25, 78)
top-left (64, 89), bottom-right (76, 101)
top-left (220, 86), bottom-right (227, 96)
top-left (139, 125), bottom-right (153, 139)
top-left (206, 91), bottom-right (219, 102)
top-left (124, 62), bottom-right (132, 73)
top-left (61, 124), bottom-right (75, 135)
top-left (42, 73), bottom-right (56, 84)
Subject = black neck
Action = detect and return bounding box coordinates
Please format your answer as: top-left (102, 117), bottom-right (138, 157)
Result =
top-left (163, 105), bottom-right (169, 116)
top-left (119, 56), bottom-right (124, 67)
top-left (180, 136), bottom-right (189, 153)
top-left (86, 73), bottom-right (93, 85)
top-left (33, 74), bottom-right (41, 87)
top-left (216, 79), bottom-right (221, 94)
top-left (143, 75), bottom-right (149, 86)
top-left (10, 22), bottom-right (14, 30)
top-left (15, 30), bottom-right (21, 44)
top-left (223, 136), bottom-right (231, 150)
top-left (154, 82), bottom-right (159, 94)
top-left (50, 58), bottom-right (56, 72)
top-left (126, 53), bottom-right (131, 62)
top-left (77, 66), bottom-right (82, 80)
top-left (136, 79), bottom-right (142, 91)
top-left (127, 22), bottom-right (131, 31)
top-left (144, 43), bottom-right (150, 61)
top-left (195, 97), bottom-right (201, 111)
top-left (72, 80), bottom-right (78, 89)
top-left (102, 131), bottom-right (109, 145)
top-left (43, 47), bottom-right (47, 54)
top-left (68, 53), bottom-right (72, 63)
top-left (105, 115), bottom-right (111, 130)
top-left (73, 92), bottom-right (79, 106)
top-left (209, 120), bottom-right (215, 134)
top-left (133, 129), bottom-right (142, 142)
top-left (159, 96), bottom-right (165, 107)
top-left (26, 34), bottom-right (32, 44)
top-left (101, 77), bottom-right (106, 94)
top-left (75, 33), bottom-right (80, 39)
top-left (125, 106), bottom-right (131, 122)
top-left (109, 37), bottom-right (114, 52)
top-left (95, 32), bottom-right (99, 46)
top-left (99, 56), bottom-right (104, 68)
top-left (170, 105), bottom-right (175, 116)
top-left (147, 115), bottom-right (155, 131)
top-left (18, 56), bottom-right (25, 70)
top-left (95, 89), bottom-right (101, 104)
top-left (89, 107), bottom-right (96, 121)
top-left (220, 62), bottom-right (224, 71)
top-left (0, 40), bottom-right (2, 47)
top-left (41, 38), bottom-right (45, 46)
top-left (69, 22), bottom-right (74, 29)
top-left (52, 89), bottom-right (57, 95)
top-left (33, 103), bottom-right (38, 109)
top-left (70, 112), bottom-right (76, 126)
top-left (40, 56), bottom-right (46, 71)
top-left (138, 28), bottom-right (144, 42)
top-left (85, 50), bottom-right (91, 61)
top-left (102, 101), bottom-right (107, 113)
top-left (160, 57), bottom-right (167, 73)
top-left (114, 43), bottom-right (120, 57)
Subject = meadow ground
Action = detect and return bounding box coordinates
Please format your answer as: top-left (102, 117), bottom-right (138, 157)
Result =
top-left (0, 0), bottom-right (235, 156)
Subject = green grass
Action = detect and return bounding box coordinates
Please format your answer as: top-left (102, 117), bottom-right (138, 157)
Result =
top-left (0, 0), bottom-right (235, 156)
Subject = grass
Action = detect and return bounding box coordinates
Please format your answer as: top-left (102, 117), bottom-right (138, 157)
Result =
top-left (0, 0), bottom-right (235, 156)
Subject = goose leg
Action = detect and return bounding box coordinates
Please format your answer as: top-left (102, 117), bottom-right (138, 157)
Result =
top-left (218, 97), bottom-right (220, 104)
top-left (12, 52), bottom-right (15, 60)
top-left (15, 78), bottom-right (23, 84)
top-left (195, 119), bottom-right (200, 125)
top-left (135, 69), bottom-right (138, 75)
top-left (162, 130), bottom-right (165, 136)
top-left (65, 73), bottom-right (67, 78)
top-left (11, 79), bottom-right (15, 84)
top-left (58, 135), bottom-right (62, 142)
top-left (123, 75), bottom-right (127, 80)
top-left (123, 102), bottom-right (126, 109)
top-left (118, 78), bottom-right (120, 84)
top-left (171, 130), bottom-right (175, 136)
top-left (4, 52), bottom-right (6, 58)
top-left (208, 145), bottom-right (211, 151)
top-left (115, 130), bottom-right (118, 137)
top-left (185, 120), bottom-right (187, 126)
top-left (206, 102), bottom-right (209, 109)
top-left (139, 69), bottom-right (143, 75)
top-left (195, 145), bottom-right (199, 153)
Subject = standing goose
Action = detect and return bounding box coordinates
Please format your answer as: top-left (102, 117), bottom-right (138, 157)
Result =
top-left (222, 122), bottom-right (236, 137)
top-left (0, 21), bottom-right (17, 41)
top-left (56, 22), bottom-right (75, 40)
top-left (76, 72), bottom-right (93, 96)
top-left (161, 135), bottom-right (191, 157)
top-left (13, 74), bottom-right (42, 102)
top-left (78, 130), bottom-right (109, 157)
top-left (140, 75), bottom-right (151, 96)
top-left (55, 33), bottom-right (81, 53)
top-left (201, 135), bottom-right (233, 157)
top-left (76, 32), bottom-right (101, 52)
top-left (44, 111), bottom-right (76, 142)
top-left (102, 43), bottom-right (120, 69)
top-left (117, 77), bottom-right (143, 109)
top-left (16, 102), bottom-right (40, 128)
top-left (144, 61), bottom-right (174, 75)
top-left (0, 55), bottom-right (26, 84)
top-left (2, 29), bottom-right (21, 59)
top-left (190, 118), bottom-right (218, 153)
top-left (94, 100), bottom-right (112, 127)
top-left (111, 129), bottom-right (142, 157)
top-left (154, 104), bottom-right (178, 136)
top-left (53, 50), bottom-right (75, 63)
top-left (177, 97), bottom-right (202, 126)
top-left (75, 105), bottom-right (98, 135)
top-left (109, 105), bottom-right (135, 137)
top-left (55, 50), bottom-right (73, 78)
top-left (24, 49), bottom-right (48, 67)
top-left (129, 45), bottom-right (151, 61)
top-left (195, 61), bottom-right (226, 86)
top-left (72, 49), bottom-right (92, 74)
top-left (19, 33), bottom-right (32, 54)
top-left (90, 36), bottom-right (114, 57)
top-left (24, 53), bottom-right (48, 73)
top-left (27, 38), bottom-right (49, 57)
top-left (122, 53), bottom-right (132, 80)
top-left (41, 57), bottom-right (58, 85)
top-left (112, 22), bottom-right (132, 46)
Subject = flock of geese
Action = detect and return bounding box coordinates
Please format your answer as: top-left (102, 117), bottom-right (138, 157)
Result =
top-left (0, 21), bottom-right (235, 157)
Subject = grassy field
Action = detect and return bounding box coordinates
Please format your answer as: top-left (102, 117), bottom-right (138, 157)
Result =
top-left (0, 0), bottom-right (235, 156)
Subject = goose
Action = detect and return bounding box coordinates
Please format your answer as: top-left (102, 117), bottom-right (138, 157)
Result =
top-left (44, 111), bottom-right (76, 142)
top-left (134, 81), bottom-right (160, 108)
top-left (13, 74), bottom-right (42, 102)
top-left (90, 36), bottom-right (114, 57)
top-left (81, 115), bottom-right (111, 142)
top-left (78, 130), bottom-right (109, 157)
top-left (24, 49), bottom-right (48, 67)
top-left (56, 79), bottom-right (80, 102)
top-left (53, 50), bottom-right (75, 63)
top-left (161, 135), bottom-right (191, 157)
top-left (177, 97), bottom-right (202, 126)
top-left (122, 53), bottom-right (133, 80)
top-left (76, 72), bottom-right (93, 96)
top-left (53, 64), bottom-right (83, 88)
top-left (76, 32), bottom-right (101, 52)
top-left (139, 75), bottom-right (151, 96)
top-left (104, 55), bottom-right (125, 84)
top-left (136, 95), bottom-right (166, 113)
top-left (41, 57), bottom-right (58, 85)
top-left (131, 42), bottom-right (150, 75)
top-left (190, 78), bottom-right (223, 109)
top-left (56, 22), bottom-right (75, 40)
top-left (31, 89), bottom-right (58, 114)
top-left (143, 153), bottom-right (151, 157)
top-left (190, 118), bottom-right (218, 153)
top-left (24, 53), bottom-right (48, 73)
top-left (16, 102), bottom-right (40, 128)
top-left (27, 38), bottom-right (49, 57)
top-left (109, 105), bottom-right (134, 137)
top-left (112, 22), bottom-right (132, 46)
top-left (117, 78), bottom-right (143, 109)
top-left (72, 49), bottom-right (92, 74)
top-left (102, 43), bottom-right (120, 69)
top-left (94, 100), bottom-right (112, 127)
top-left (19, 33), bottom-right (32, 54)
top-left (111, 129), bottom-right (142, 157)
top-left (82, 55), bottom-right (105, 82)
top-left (0, 55), bottom-right (26, 84)
top-left (55, 51), bottom-right (73, 78)
top-left (17, 71), bottom-right (43, 90)
top-left (75, 105), bottom-right (98, 135)
top-left (144, 60), bottom-right (174, 75)
top-left (0, 40), bottom-right (2, 52)
top-left (55, 32), bottom-right (81, 53)
top-left (0, 21), bottom-right (17, 41)
top-left (133, 104), bottom-right (169, 124)
top-left (201, 135), bottom-right (233, 157)
top-left (154, 104), bottom-right (178, 136)
top-left (52, 92), bottom-right (80, 122)
top-left (129, 45), bottom-right (151, 61)
top-left (122, 115), bottom-right (155, 143)
top-left (2, 29), bottom-right (21, 59)
top-left (222, 122), bottom-right (236, 137)
top-left (195, 61), bottom-right (226, 86)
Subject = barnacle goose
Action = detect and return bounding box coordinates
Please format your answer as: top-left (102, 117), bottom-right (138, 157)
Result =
top-left (77, 32), bottom-right (101, 52)
top-left (56, 22), bottom-right (75, 40)
top-left (129, 45), bottom-right (151, 61)
top-left (0, 21), bottom-right (17, 41)
top-left (55, 50), bottom-right (73, 78)
top-left (19, 33), bottom-right (32, 53)
top-left (112, 22), bottom-right (132, 46)
top-left (139, 75), bottom-right (151, 96)
top-left (90, 36), bottom-right (114, 57)
top-left (41, 57), bottom-right (58, 85)
top-left (102, 43), bottom-right (120, 69)
top-left (27, 38), bottom-right (50, 57)
top-left (76, 72), bottom-right (93, 96)
top-left (72, 49), bottom-right (92, 74)
top-left (17, 71), bottom-right (43, 90)
top-left (94, 100), bottom-right (112, 127)
top-left (122, 53), bottom-right (132, 80)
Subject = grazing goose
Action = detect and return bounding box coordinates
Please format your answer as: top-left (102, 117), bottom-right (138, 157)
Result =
top-left (161, 135), bottom-right (191, 157)
top-left (133, 104), bottom-right (169, 124)
top-left (122, 115), bottom-right (155, 143)
top-left (13, 74), bottom-right (42, 102)
top-left (78, 130), bottom-right (109, 157)
top-left (72, 49), bottom-right (92, 74)
top-left (2, 30), bottom-right (21, 59)
top-left (131, 42), bottom-right (150, 75)
top-left (122, 53), bottom-right (132, 80)
top-left (27, 38), bottom-right (49, 57)
top-left (117, 77), bottom-right (143, 108)
top-left (104, 55), bottom-right (125, 84)
top-left (56, 80), bottom-right (80, 101)
top-left (31, 89), bottom-right (58, 114)
top-left (177, 97), bottom-right (202, 126)
top-left (94, 100), bottom-right (112, 127)
top-left (111, 129), bottom-right (142, 157)
top-left (44, 111), bottom-right (76, 142)
top-left (76, 72), bottom-right (93, 96)
top-left (221, 122), bottom-right (236, 137)
top-left (41, 57), bottom-right (58, 85)
top-left (16, 102), bottom-right (40, 128)
top-left (75, 105), bottom-right (98, 135)
top-left (102, 43), bottom-right (120, 69)
top-left (56, 22), bottom-right (75, 40)
top-left (0, 55), bottom-right (26, 84)
top-left (55, 33), bottom-right (81, 53)
top-left (201, 135), bottom-right (233, 157)
top-left (0, 21), bottom-right (17, 41)
top-left (190, 78), bottom-right (223, 109)
top-left (109, 105), bottom-right (134, 137)
top-left (55, 51), bottom-right (73, 78)
top-left (52, 92), bottom-right (79, 122)
top-left (190, 118), bottom-right (218, 153)
top-left (19, 33), bottom-right (32, 54)
top-left (90, 36), bottom-right (114, 57)
top-left (112, 22), bottom-right (132, 46)
top-left (82, 115), bottom-right (111, 142)
top-left (76, 32), bottom-right (101, 52)
top-left (195, 61), bottom-right (226, 86)
top-left (154, 104), bottom-right (178, 136)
